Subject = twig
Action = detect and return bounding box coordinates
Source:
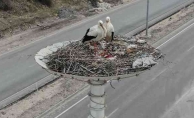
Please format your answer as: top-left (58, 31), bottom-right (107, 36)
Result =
top-left (66, 61), bottom-right (73, 73)
top-left (80, 65), bottom-right (95, 74)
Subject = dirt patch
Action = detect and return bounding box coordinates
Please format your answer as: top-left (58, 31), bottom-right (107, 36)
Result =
top-left (0, 15), bottom-right (86, 54)
top-left (0, 77), bottom-right (86, 118)
top-left (0, 0), bottom-right (119, 55)
top-left (137, 3), bottom-right (194, 45)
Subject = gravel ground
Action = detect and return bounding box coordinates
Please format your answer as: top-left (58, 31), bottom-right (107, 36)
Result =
top-left (1, 2), bottom-right (194, 118)
top-left (137, 3), bottom-right (194, 45)
top-left (0, 78), bottom-right (86, 118)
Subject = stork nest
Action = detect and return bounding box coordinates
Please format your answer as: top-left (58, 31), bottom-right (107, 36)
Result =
top-left (44, 35), bottom-right (162, 77)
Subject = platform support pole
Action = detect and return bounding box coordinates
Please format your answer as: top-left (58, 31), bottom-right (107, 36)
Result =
top-left (88, 80), bottom-right (107, 118)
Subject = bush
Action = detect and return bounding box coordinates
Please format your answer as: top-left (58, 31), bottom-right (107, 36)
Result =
top-left (0, 0), bottom-right (12, 11)
top-left (36, 0), bottom-right (52, 7)
top-left (89, 0), bottom-right (98, 7)
top-left (104, 0), bottom-right (121, 4)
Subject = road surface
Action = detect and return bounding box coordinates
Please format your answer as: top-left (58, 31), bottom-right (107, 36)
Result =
top-left (0, 0), bottom-right (192, 105)
top-left (45, 17), bottom-right (194, 118)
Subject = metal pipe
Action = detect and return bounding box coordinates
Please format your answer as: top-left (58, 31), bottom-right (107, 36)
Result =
top-left (146, 0), bottom-right (149, 36)
top-left (88, 80), bottom-right (107, 118)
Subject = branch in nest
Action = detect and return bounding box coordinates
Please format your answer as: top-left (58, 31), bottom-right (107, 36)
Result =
top-left (80, 65), bottom-right (95, 74)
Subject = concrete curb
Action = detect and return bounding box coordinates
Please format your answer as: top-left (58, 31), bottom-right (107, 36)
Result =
top-left (153, 18), bottom-right (194, 48)
top-left (39, 18), bottom-right (194, 118)
top-left (36, 84), bottom-right (89, 118)
top-left (36, 2), bottom-right (194, 118)
top-left (125, 0), bottom-right (194, 37)
top-left (0, 0), bottom-right (193, 111)
top-left (0, 74), bottom-right (58, 109)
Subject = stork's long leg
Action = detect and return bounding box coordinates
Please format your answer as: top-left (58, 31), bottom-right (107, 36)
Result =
top-left (111, 32), bottom-right (114, 42)
top-left (90, 42), bottom-right (97, 55)
top-left (93, 42), bottom-right (97, 55)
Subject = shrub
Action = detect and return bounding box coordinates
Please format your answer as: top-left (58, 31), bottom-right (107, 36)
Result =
top-left (36, 0), bottom-right (52, 7)
top-left (89, 0), bottom-right (98, 7)
top-left (0, 0), bottom-right (12, 11)
top-left (104, 0), bottom-right (121, 4)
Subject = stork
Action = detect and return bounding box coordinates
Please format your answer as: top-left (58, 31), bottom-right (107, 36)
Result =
top-left (104, 16), bottom-right (114, 42)
top-left (82, 20), bottom-right (106, 54)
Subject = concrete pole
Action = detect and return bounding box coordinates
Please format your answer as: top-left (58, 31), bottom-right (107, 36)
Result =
top-left (88, 80), bottom-right (107, 118)
top-left (146, 0), bottom-right (149, 36)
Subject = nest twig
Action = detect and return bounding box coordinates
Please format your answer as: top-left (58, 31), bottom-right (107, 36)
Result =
top-left (44, 35), bottom-right (162, 77)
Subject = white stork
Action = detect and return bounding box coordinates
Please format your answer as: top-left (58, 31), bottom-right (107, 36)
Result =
top-left (82, 20), bottom-right (106, 54)
top-left (104, 16), bottom-right (114, 42)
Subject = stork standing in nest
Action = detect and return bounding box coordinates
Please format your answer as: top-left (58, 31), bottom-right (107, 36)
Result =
top-left (104, 16), bottom-right (114, 42)
top-left (82, 20), bottom-right (106, 54)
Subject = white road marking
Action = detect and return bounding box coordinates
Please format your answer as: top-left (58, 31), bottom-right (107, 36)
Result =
top-left (156, 22), bottom-right (194, 49)
top-left (55, 95), bottom-right (88, 118)
top-left (54, 80), bottom-right (111, 117)
top-left (107, 108), bottom-right (119, 118)
top-left (187, 45), bottom-right (194, 52)
top-left (54, 68), bottom-right (166, 117)
top-left (150, 69), bottom-right (167, 81)
top-left (51, 9), bottom-right (194, 118)
top-left (54, 22), bottom-right (194, 117)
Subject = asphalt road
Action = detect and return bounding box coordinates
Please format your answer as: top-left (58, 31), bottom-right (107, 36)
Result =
top-left (0, 0), bottom-right (191, 104)
top-left (47, 17), bottom-right (194, 118)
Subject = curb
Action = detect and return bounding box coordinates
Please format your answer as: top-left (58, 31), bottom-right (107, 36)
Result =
top-left (0, 74), bottom-right (57, 109)
top-left (36, 2), bottom-right (194, 118)
top-left (125, 0), bottom-right (194, 37)
top-left (36, 84), bottom-right (89, 118)
top-left (153, 18), bottom-right (194, 48)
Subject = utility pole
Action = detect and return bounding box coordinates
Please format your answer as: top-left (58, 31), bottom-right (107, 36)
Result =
top-left (146, 0), bottom-right (149, 37)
